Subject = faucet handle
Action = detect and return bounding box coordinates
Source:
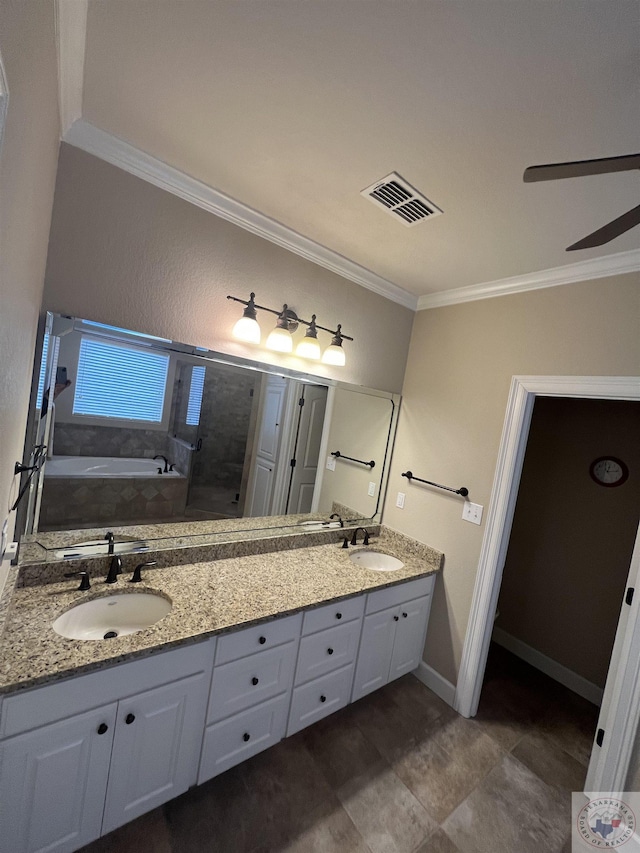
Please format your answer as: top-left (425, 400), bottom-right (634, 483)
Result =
top-left (64, 571), bottom-right (91, 591)
top-left (130, 561), bottom-right (157, 583)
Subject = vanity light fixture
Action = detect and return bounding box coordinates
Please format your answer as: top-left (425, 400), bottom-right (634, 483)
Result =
top-left (321, 325), bottom-right (346, 366)
top-left (295, 315), bottom-right (321, 360)
top-left (265, 305), bottom-right (298, 353)
top-left (227, 293), bottom-right (353, 365)
top-left (230, 292), bottom-right (261, 344)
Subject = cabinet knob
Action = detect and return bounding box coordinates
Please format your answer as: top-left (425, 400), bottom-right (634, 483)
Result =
top-left (402, 612), bottom-right (408, 618)
top-left (97, 723), bottom-right (108, 735)
top-left (320, 695), bottom-right (326, 703)
top-left (327, 647), bottom-right (334, 655)
top-left (336, 612), bottom-right (342, 620)
top-left (259, 636), bottom-right (266, 645)
top-left (393, 615), bottom-right (399, 622)
top-left (251, 676), bottom-right (259, 686)
top-left (243, 732), bottom-right (251, 742)
top-left (125, 713), bottom-right (136, 725)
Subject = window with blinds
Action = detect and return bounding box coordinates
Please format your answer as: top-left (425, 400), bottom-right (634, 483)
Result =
top-left (35, 332), bottom-right (50, 411)
top-left (186, 365), bottom-right (206, 426)
top-left (72, 336), bottom-right (170, 422)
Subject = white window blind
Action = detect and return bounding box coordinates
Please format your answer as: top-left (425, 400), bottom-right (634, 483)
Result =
top-left (73, 337), bottom-right (170, 423)
top-left (186, 365), bottom-right (205, 426)
top-left (36, 333), bottom-right (50, 411)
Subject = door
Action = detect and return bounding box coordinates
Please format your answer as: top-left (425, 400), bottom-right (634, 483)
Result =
top-left (352, 607), bottom-right (397, 701)
top-left (0, 704), bottom-right (117, 853)
top-left (286, 384), bottom-right (328, 514)
top-left (102, 672), bottom-right (208, 834)
top-left (389, 595), bottom-right (432, 682)
top-left (586, 521), bottom-right (640, 793)
top-left (246, 376), bottom-right (288, 517)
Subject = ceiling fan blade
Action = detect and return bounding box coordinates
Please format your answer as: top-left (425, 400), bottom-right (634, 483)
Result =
top-left (524, 153), bottom-right (640, 183)
top-left (566, 204), bottom-right (640, 251)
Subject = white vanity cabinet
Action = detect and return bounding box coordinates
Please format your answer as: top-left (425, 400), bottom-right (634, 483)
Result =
top-left (198, 613), bottom-right (302, 783)
top-left (287, 597), bottom-right (364, 735)
top-left (352, 575), bottom-right (435, 702)
top-left (0, 641), bottom-right (214, 853)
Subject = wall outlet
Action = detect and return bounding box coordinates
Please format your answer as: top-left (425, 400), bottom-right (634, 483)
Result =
top-left (396, 492), bottom-right (405, 509)
top-left (462, 501), bottom-right (483, 525)
top-left (368, 481), bottom-right (376, 497)
top-left (326, 455), bottom-right (336, 471)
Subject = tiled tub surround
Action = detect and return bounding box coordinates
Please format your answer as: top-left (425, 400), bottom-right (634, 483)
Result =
top-left (39, 462), bottom-right (189, 529)
top-left (0, 527), bottom-right (442, 694)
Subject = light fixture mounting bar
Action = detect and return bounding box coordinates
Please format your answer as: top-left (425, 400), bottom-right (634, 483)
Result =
top-left (226, 294), bottom-right (353, 341)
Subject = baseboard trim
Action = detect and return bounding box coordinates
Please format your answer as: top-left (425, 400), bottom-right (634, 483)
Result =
top-left (413, 661), bottom-right (456, 707)
top-left (492, 626), bottom-right (603, 706)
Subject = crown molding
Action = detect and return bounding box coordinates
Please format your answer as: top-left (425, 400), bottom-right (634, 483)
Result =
top-left (63, 119), bottom-right (418, 311)
top-left (417, 249), bottom-right (640, 311)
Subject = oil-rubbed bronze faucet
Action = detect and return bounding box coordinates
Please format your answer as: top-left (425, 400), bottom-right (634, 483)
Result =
top-left (105, 555), bottom-right (122, 584)
top-left (350, 527), bottom-right (370, 546)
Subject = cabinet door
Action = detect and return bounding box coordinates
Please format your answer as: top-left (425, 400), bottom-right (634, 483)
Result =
top-left (351, 607), bottom-right (397, 702)
top-left (102, 671), bottom-right (208, 835)
top-left (389, 595), bottom-right (431, 682)
top-left (0, 703), bottom-right (117, 853)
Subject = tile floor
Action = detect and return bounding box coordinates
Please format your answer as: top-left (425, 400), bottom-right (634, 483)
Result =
top-left (81, 644), bottom-right (599, 853)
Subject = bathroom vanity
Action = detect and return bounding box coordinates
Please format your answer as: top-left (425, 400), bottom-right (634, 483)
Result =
top-left (0, 529), bottom-right (442, 853)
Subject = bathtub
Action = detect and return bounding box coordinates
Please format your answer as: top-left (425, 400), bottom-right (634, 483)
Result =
top-left (39, 456), bottom-right (188, 530)
top-left (44, 456), bottom-right (183, 478)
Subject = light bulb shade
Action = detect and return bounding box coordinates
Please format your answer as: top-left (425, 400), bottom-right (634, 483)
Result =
top-left (296, 338), bottom-right (321, 360)
top-left (266, 326), bottom-right (293, 353)
top-left (321, 343), bottom-right (346, 366)
top-left (232, 315), bottom-right (261, 344)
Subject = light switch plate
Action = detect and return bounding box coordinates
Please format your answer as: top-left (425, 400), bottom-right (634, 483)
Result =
top-left (396, 492), bottom-right (405, 509)
top-left (368, 482), bottom-right (376, 497)
top-left (326, 455), bottom-right (336, 471)
top-left (462, 501), bottom-right (483, 525)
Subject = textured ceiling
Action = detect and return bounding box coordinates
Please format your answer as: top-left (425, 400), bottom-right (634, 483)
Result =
top-left (81, 0), bottom-right (640, 298)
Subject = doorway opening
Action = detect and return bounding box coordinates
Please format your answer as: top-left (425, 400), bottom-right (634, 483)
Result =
top-left (454, 376), bottom-right (640, 794)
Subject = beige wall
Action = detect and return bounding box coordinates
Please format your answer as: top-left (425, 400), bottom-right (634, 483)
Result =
top-left (0, 2), bottom-right (60, 540)
top-left (382, 274), bottom-right (640, 685)
top-left (496, 397), bottom-right (640, 689)
top-left (43, 144), bottom-right (414, 394)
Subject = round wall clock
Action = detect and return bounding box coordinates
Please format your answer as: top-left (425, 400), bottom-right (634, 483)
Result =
top-left (589, 456), bottom-right (629, 487)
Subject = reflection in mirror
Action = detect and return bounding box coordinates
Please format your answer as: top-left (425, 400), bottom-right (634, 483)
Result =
top-left (19, 314), bottom-right (399, 553)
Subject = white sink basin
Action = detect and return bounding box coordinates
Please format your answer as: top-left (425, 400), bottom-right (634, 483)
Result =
top-left (349, 550), bottom-right (404, 572)
top-left (53, 592), bottom-right (172, 640)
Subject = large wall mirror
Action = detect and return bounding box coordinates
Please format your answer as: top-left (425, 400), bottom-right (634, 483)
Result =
top-left (17, 313), bottom-right (399, 560)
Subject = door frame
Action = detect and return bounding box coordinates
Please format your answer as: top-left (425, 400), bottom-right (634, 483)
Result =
top-left (454, 376), bottom-right (640, 788)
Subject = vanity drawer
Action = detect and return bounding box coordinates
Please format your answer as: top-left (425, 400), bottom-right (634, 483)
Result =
top-left (207, 640), bottom-right (297, 724)
top-left (302, 596), bottom-right (365, 635)
top-left (365, 575), bottom-right (435, 615)
top-left (295, 621), bottom-right (362, 685)
top-left (199, 694), bottom-right (289, 783)
top-left (215, 612), bottom-right (302, 665)
top-left (287, 664), bottom-right (355, 736)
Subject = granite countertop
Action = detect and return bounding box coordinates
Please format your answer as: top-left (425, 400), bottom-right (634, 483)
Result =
top-left (0, 528), bottom-right (442, 696)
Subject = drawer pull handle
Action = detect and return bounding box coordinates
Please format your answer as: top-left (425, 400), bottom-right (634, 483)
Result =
top-left (243, 732), bottom-right (251, 742)
top-left (327, 647), bottom-right (334, 655)
top-left (97, 723), bottom-right (108, 735)
top-left (259, 636), bottom-right (266, 645)
top-left (125, 713), bottom-right (135, 725)
top-left (251, 676), bottom-right (259, 686)
top-left (402, 612), bottom-right (408, 618)
top-left (336, 612), bottom-right (342, 619)
top-left (393, 615), bottom-right (399, 622)
top-left (320, 695), bottom-right (327, 703)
